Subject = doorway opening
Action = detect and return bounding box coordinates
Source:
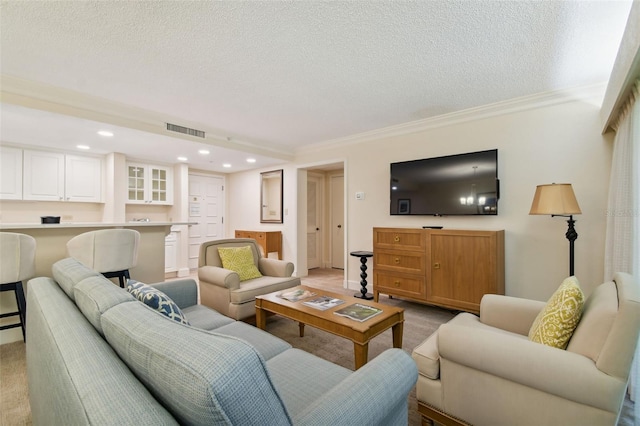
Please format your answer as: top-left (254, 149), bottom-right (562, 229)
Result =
top-left (299, 161), bottom-right (346, 288)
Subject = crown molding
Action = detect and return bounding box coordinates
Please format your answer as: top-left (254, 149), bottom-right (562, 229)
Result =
top-left (297, 83), bottom-right (607, 155)
top-left (0, 74), bottom-right (294, 161)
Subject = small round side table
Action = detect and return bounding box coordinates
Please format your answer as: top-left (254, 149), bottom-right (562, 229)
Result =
top-left (350, 251), bottom-right (374, 300)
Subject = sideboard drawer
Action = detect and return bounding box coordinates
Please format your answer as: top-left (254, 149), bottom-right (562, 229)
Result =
top-left (373, 228), bottom-right (425, 251)
top-left (374, 249), bottom-right (425, 274)
top-left (374, 271), bottom-right (425, 298)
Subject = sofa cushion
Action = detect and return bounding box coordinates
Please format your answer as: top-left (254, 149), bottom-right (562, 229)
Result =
top-left (214, 322), bottom-right (291, 361)
top-left (182, 305), bottom-right (235, 330)
top-left (266, 348), bottom-right (351, 419)
top-left (218, 245), bottom-right (263, 281)
top-left (102, 302), bottom-right (292, 425)
top-left (74, 275), bottom-right (136, 335)
top-left (127, 281), bottom-right (190, 325)
top-left (566, 281), bottom-right (618, 362)
top-left (53, 257), bottom-right (101, 301)
top-left (528, 276), bottom-right (584, 349)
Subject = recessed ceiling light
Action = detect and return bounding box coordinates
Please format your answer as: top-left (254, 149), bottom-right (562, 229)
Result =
top-left (223, 163), bottom-right (232, 168)
top-left (198, 149), bottom-right (210, 155)
top-left (246, 158), bottom-right (256, 163)
top-left (177, 156), bottom-right (188, 161)
top-left (77, 145), bottom-right (90, 150)
top-left (97, 130), bottom-right (114, 137)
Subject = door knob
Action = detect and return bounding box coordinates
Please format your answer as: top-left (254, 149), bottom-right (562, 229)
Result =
top-left (337, 225), bottom-right (342, 228)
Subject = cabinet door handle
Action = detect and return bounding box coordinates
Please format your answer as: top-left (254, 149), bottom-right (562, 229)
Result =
top-left (394, 280), bottom-right (400, 287)
top-left (394, 235), bottom-right (400, 242)
top-left (434, 263), bottom-right (441, 269)
top-left (394, 257), bottom-right (400, 264)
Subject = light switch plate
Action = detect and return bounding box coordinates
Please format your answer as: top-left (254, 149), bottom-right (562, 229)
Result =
top-left (355, 192), bottom-right (365, 200)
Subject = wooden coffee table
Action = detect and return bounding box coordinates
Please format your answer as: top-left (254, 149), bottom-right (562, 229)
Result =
top-left (255, 285), bottom-right (404, 369)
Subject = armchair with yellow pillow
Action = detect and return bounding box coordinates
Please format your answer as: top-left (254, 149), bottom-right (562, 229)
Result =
top-left (198, 238), bottom-right (301, 321)
top-left (412, 273), bottom-right (640, 426)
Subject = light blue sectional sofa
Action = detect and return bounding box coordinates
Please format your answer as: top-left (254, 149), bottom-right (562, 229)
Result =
top-left (26, 257), bottom-right (418, 425)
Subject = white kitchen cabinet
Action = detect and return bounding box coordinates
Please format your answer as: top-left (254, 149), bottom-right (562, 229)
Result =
top-left (23, 150), bottom-right (65, 201)
top-left (165, 231), bottom-right (178, 273)
top-left (65, 155), bottom-right (103, 202)
top-left (22, 150), bottom-right (102, 202)
top-left (127, 162), bottom-right (173, 205)
top-left (0, 146), bottom-right (23, 200)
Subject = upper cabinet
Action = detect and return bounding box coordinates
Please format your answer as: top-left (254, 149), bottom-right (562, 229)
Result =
top-left (64, 154), bottom-right (103, 202)
top-left (127, 162), bottom-right (173, 205)
top-left (1, 148), bottom-right (102, 202)
top-left (0, 146), bottom-right (23, 200)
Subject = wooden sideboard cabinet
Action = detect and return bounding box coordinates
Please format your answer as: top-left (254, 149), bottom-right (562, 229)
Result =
top-left (234, 230), bottom-right (282, 260)
top-left (373, 227), bottom-right (505, 313)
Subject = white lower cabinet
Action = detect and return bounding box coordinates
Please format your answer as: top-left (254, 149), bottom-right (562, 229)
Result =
top-left (165, 232), bottom-right (178, 272)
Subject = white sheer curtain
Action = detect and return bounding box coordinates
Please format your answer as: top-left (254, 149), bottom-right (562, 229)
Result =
top-left (604, 79), bottom-right (640, 424)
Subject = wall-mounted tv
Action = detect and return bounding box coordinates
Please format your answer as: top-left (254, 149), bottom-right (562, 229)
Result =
top-left (390, 149), bottom-right (499, 216)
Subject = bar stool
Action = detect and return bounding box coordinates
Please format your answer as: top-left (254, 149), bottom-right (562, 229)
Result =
top-left (66, 229), bottom-right (140, 288)
top-left (0, 232), bottom-right (36, 341)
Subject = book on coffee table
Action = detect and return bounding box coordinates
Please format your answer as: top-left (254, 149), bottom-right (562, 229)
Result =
top-left (334, 303), bottom-right (383, 322)
top-left (302, 295), bottom-right (345, 311)
top-left (278, 288), bottom-right (316, 302)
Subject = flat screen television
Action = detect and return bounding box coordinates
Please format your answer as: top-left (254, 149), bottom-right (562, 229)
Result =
top-left (390, 149), bottom-right (499, 216)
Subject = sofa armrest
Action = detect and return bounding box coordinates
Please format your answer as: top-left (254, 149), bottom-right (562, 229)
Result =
top-left (296, 349), bottom-right (418, 425)
top-left (259, 258), bottom-right (294, 277)
top-left (480, 294), bottom-right (545, 336)
top-left (198, 265), bottom-right (240, 290)
top-left (438, 323), bottom-right (625, 412)
top-left (150, 279), bottom-right (198, 309)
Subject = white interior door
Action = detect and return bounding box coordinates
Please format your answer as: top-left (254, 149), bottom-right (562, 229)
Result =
top-left (330, 174), bottom-right (344, 269)
top-left (307, 174), bottom-right (322, 269)
top-left (188, 174), bottom-right (224, 270)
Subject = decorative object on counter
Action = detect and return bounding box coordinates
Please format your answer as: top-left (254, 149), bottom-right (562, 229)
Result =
top-left (0, 232), bottom-right (36, 341)
top-left (66, 229), bottom-right (140, 288)
top-left (529, 183), bottom-right (582, 276)
top-left (350, 251), bottom-right (374, 300)
top-left (40, 216), bottom-right (60, 224)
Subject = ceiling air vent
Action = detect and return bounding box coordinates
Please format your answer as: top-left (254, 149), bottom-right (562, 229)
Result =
top-left (166, 123), bottom-right (205, 138)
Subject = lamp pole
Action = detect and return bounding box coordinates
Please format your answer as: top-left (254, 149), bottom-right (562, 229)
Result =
top-left (553, 214), bottom-right (578, 276)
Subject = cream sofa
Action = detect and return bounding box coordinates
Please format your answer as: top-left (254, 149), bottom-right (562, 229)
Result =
top-left (412, 272), bottom-right (640, 426)
top-left (198, 238), bottom-right (301, 320)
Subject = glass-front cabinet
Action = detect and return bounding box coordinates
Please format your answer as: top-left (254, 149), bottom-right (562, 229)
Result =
top-left (127, 162), bottom-right (173, 205)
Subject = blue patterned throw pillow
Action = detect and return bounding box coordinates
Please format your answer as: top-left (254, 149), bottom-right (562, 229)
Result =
top-left (127, 280), bottom-right (190, 325)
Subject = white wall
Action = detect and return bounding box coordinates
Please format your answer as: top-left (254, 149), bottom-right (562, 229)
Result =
top-left (228, 92), bottom-right (614, 301)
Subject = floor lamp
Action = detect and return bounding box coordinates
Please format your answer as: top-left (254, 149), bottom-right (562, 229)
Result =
top-left (529, 183), bottom-right (582, 276)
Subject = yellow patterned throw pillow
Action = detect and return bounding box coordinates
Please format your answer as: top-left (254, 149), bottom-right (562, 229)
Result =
top-left (217, 245), bottom-right (262, 281)
top-left (528, 276), bottom-right (585, 349)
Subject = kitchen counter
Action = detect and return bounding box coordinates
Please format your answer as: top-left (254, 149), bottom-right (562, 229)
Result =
top-left (1, 222), bottom-right (196, 283)
top-left (0, 221), bottom-right (193, 229)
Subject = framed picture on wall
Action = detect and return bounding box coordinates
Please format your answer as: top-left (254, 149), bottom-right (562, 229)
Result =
top-left (398, 199), bottom-right (410, 214)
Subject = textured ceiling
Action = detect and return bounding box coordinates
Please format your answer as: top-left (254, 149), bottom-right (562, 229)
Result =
top-left (0, 0), bottom-right (633, 172)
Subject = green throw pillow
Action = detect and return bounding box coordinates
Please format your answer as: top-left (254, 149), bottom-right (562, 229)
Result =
top-left (218, 245), bottom-right (262, 281)
top-left (528, 276), bottom-right (584, 349)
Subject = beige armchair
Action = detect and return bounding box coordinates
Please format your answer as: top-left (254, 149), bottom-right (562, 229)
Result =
top-left (412, 272), bottom-right (640, 426)
top-left (198, 238), bottom-right (300, 321)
